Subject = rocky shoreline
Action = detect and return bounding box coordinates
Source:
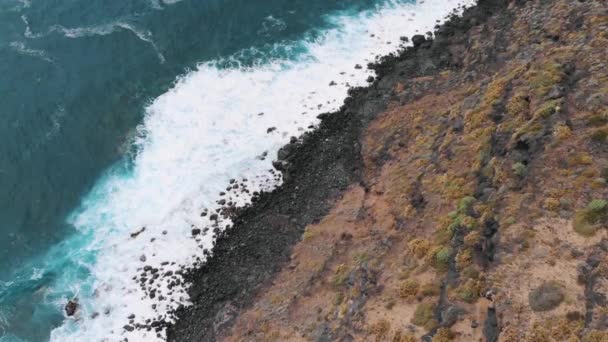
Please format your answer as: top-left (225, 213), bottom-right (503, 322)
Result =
top-left (166, 0), bottom-right (509, 340)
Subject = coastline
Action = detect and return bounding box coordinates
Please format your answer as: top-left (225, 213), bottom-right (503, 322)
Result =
top-left (166, 0), bottom-right (508, 340)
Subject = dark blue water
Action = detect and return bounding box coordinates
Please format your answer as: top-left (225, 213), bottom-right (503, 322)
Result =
top-left (0, 0), bottom-right (404, 340)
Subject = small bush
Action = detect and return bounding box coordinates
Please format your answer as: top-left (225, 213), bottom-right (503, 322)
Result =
top-left (534, 100), bottom-right (561, 119)
top-left (544, 197), bottom-right (561, 211)
top-left (461, 265), bottom-right (480, 280)
top-left (506, 93), bottom-right (529, 116)
top-left (583, 330), bottom-right (608, 342)
top-left (411, 303), bottom-right (436, 328)
top-left (369, 319), bottom-right (391, 340)
top-left (512, 162), bottom-right (527, 178)
top-left (455, 249), bottom-right (473, 270)
top-left (302, 227), bottom-right (318, 241)
top-left (432, 328), bottom-right (455, 341)
top-left (463, 231), bottom-right (481, 247)
top-left (587, 113), bottom-right (608, 127)
top-left (573, 199), bottom-right (608, 236)
top-left (447, 214), bottom-right (477, 233)
top-left (569, 153), bottom-right (594, 166)
top-left (527, 62), bottom-right (565, 97)
top-left (333, 292), bottom-right (345, 306)
top-left (392, 331), bottom-right (417, 342)
top-left (456, 279), bottom-right (480, 303)
top-left (503, 216), bottom-right (516, 226)
top-left (434, 247), bottom-right (452, 270)
top-left (529, 316), bottom-right (584, 342)
top-left (332, 264), bottom-right (350, 287)
top-left (399, 279), bottom-right (419, 299)
top-left (588, 199), bottom-right (608, 214)
top-left (458, 196), bottom-right (476, 213)
top-left (553, 124), bottom-right (572, 141)
top-left (409, 239), bottom-right (431, 259)
top-left (591, 129), bottom-right (608, 143)
top-left (434, 228), bottom-right (453, 245)
top-left (420, 283), bottom-right (441, 297)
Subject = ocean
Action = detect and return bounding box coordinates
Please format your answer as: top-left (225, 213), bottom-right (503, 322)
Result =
top-left (0, 0), bottom-right (471, 340)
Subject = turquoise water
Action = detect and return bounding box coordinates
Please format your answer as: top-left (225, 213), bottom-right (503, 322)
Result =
top-left (0, 0), bottom-right (462, 340)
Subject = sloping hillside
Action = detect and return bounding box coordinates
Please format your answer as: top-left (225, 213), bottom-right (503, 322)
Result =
top-left (217, 0), bottom-right (608, 341)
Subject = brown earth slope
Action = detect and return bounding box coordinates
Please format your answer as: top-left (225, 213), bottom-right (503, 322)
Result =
top-left (220, 0), bottom-right (608, 341)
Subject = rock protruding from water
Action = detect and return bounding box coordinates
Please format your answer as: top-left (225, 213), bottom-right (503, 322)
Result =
top-left (65, 299), bottom-right (78, 316)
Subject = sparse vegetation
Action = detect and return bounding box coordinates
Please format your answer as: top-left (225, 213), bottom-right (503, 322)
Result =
top-left (398, 279), bottom-right (419, 299)
top-left (432, 328), bottom-right (455, 341)
top-left (543, 197), bottom-right (560, 211)
top-left (512, 162), bottom-right (527, 178)
top-left (409, 239), bottom-right (431, 258)
top-left (420, 282), bottom-right (441, 297)
top-left (525, 62), bottom-right (565, 97)
top-left (302, 227), bottom-right (319, 241)
top-left (332, 264), bottom-right (350, 287)
top-left (392, 331), bottom-right (417, 342)
top-left (587, 113), bottom-right (608, 127)
top-left (434, 247), bottom-right (452, 270)
top-left (583, 330), bottom-right (608, 342)
top-left (590, 129), bottom-right (607, 143)
top-left (553, 123), bottom-right (572, 140)
top-left (455, 249), bottom-right (472, 270)
top-left (214, 2), bottom-right (608, 340)
top-left (369, 319), bottom-right (391, 341)
top-left (573, 199), bottom-right (608, 236)
top-left (458, 196), bottom-right (476, 213)
top-left (455, 279), bottom-right (480, 303)
top-left (463, 231), bottom-right (481, 246)
top-left (527, 316), bottom-right (584, 342)
top-left (506, 92), bottom-right (529, 117)
top-left (411, 302), bottom-right (436, 329)
top-left (569, 152), bottom-right (593, 166)
top-left (461, 265), bottom-right (479, 280)
top-left (533, 100), bottom-right (561, 119)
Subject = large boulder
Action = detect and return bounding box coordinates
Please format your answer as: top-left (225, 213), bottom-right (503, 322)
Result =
top-left (65, 299), bottom-right (78, 316)
top-left (528, 282), bottom-right (564, 311)
top-left (411, 34), bottom-right (426, 48)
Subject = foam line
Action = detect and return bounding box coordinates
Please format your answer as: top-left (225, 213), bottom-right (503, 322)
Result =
top-left (48, 1), bottom-right (474, 340)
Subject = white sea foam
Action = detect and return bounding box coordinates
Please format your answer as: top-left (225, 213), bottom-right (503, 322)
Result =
top-left (257, 15), bottom-right (288, 37)
top-left (49, 0), bottom-right (474, 341)
top-left (9, 41), bottom-right (53, 62)
top-left (161, 0), bottom-right (184, 5)
top-left (21, 18), bottom-right (166, 63)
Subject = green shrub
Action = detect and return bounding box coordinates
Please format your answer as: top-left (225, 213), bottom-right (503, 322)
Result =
top-left (458, 196), bottom-right (476, 213)
top-left (586, 199), bottom-right (608, 220)
top-left (534, 100), bottom-right (561, 119)
top-left (573, 199), bottom-right (608, 236)
top-left (420, 283), bottom-right (441, 297)
top-left (512, 162), bottom-right (527, 178)
top-left (332, 264), bottom-right (350, 287)
top-left (462, 265), bottom-right (480, 279)
top-left (411, 303), bottom-right (436, 328)
top-left (591, 129), bottom-right (607, 143)
top-left (587, 113), bottom-right (608, 127)
top-left (435, 247), bottom-right (452, 269)
top-left (456, 280), bottom-right (479, 303)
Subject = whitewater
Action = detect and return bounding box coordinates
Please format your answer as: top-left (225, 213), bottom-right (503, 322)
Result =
top-left (29, 0), bottom-right (476, 340)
